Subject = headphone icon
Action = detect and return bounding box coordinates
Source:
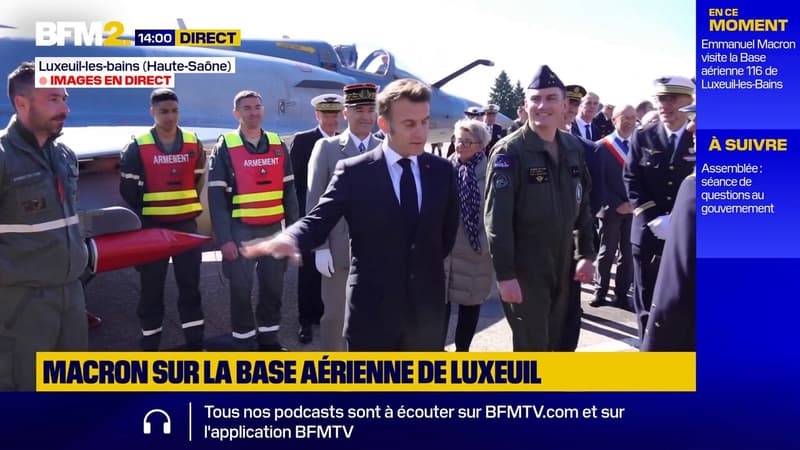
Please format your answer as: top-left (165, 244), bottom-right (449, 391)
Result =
top-left (142, 409), bottom-right (171, 435)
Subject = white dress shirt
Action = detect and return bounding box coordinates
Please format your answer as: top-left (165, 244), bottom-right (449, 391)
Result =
top-left (575, 117), bottom-right (593, 140)
top-left (349, 131), bottom-right (370, 152)
top-left (382, 143), bottom-right (422, 211)
top-left (662, 120), bottom-right (689, 148)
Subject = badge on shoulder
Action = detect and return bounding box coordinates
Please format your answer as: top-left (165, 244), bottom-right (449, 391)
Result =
top-left (528, 167), bottom-right (549, 183)
top-left (494, 174), bottom-right (510, 189)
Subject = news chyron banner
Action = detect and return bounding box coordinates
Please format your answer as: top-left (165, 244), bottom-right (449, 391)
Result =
top-left (35, 352), bottom-right (694, 392)
top-left (1, 1), bottom-right (799, 449)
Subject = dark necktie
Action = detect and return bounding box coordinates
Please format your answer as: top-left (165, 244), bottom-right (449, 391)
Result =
top-left (398, 158), bottom-right (418, 240)
top-left (584, 124), bottom-right (592, 141)
top-left (358, 142), bottom-right (366, 153)
top-left (668, 133), bottom-right (677, 153)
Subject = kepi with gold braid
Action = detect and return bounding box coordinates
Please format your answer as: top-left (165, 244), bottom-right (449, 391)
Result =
top-left (565, 84), bottom-right (587, 102)
top-left (343, 83), bottom-right (378, 106)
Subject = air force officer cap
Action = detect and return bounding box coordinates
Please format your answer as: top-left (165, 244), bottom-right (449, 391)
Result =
top-left (528, 65), bottom-right (565, 90)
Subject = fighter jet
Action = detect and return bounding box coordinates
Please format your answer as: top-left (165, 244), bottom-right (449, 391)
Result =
top-left (216, 39), bottom-right (511, 142)
top-left (0, 32), bottom-right (503, 271)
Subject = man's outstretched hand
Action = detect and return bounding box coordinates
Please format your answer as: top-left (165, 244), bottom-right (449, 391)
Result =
top-left (239, 233), bottom-right (302, 265)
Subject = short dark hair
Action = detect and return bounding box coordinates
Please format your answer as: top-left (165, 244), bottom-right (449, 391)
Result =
top-left (635, 100), bottom-right (653, 114)
top-left (150, 88), bottom-right (178, 105)
top-left (376, 78), bottom-right (431, 120)
top-left (233, 90), bottom-right (262, 109)
top-left (7, 61), bottom-right (35, 112)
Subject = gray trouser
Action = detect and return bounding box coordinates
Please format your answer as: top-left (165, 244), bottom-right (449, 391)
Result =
top-left (222, 254), bottom-right (286, 346)
top-left (595, 212), bottom-right (633, 299)
top-left (222, 221), bottom-right (285, 347)
top-left (0, 280), bottom-right (87, 391)
top-left (320, 268), bottom-right (348, 351)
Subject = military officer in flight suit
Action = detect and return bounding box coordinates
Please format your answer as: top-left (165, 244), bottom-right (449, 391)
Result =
top-left (485, 65), bottom-right (596, 351)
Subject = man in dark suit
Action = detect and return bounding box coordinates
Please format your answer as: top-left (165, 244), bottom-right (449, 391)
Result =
top-left (241, 79), bottom-right (459, 351)
top-left (592, 103), bottom-right (615, 139)
top-left (288, 94), bottom-right (343, 344)
top-left (641, 103), bottom-right (696, 351)
top-left (623, 75), bottom-right (695, 342)
top-left (483, 103), bottom-right (506, 154)
top-left (590, 105), bottom-right (636, 309)
top-left (570, 91), bottom-right (601, 142)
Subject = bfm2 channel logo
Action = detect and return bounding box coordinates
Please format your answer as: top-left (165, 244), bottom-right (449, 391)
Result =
top-left (35, 21), bottom-right (130, 46)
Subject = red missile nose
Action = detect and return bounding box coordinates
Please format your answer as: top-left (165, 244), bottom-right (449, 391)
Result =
top-left (88, 228), bottom-right (211, 273)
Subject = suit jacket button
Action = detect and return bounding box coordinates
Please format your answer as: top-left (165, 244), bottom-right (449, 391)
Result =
top-left (667, 196), bottom-right (672, 201)
top-left (667, 181), bottom-right (673, 186)
top-left (669, 165), bottom-right (675, 170)
top-left (410, 244), bottom-right (415, 251)
top-left (409, 274), bottom-right (415, 280)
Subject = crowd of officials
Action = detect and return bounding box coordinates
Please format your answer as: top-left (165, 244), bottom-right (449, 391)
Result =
top-left (0, 60), bottom-right (696, 390)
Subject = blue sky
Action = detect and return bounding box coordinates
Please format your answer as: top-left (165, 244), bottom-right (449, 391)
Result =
top-left (7, 0), bottom-right (695, 108)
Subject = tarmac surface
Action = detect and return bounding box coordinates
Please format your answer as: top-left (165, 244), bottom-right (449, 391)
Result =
top-left (84, 251), bottom-right (639, 352)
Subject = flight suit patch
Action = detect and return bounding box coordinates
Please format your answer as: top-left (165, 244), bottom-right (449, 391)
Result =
top-left (494, 154), bottom-right (512, 169)
top-left (494, 174), bottom-right (510, 189)
top-left (528, 167), bottom-right (549, 183)
top-left (12, 171), bottom-right (42, 183)
top-left (570, 166), bottom-right (580, 177)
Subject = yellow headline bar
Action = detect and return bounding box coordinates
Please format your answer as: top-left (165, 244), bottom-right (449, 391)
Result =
top-left (175, 29), bottom-right (240, 46)
top-left (36, 352), bottom-right (695, 392)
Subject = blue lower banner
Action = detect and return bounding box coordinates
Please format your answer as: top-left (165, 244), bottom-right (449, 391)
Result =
top-left (2, 258), bottom-right (797, 449)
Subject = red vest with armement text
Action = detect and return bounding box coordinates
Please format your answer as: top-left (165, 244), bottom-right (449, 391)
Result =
top-left (138, 130), bottom-right (203, 223)
top-left (224, 131), bottom-right (285, 225)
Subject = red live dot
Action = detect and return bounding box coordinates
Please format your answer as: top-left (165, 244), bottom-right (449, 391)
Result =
top-left (39, 76), bottom-right (47, 85)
